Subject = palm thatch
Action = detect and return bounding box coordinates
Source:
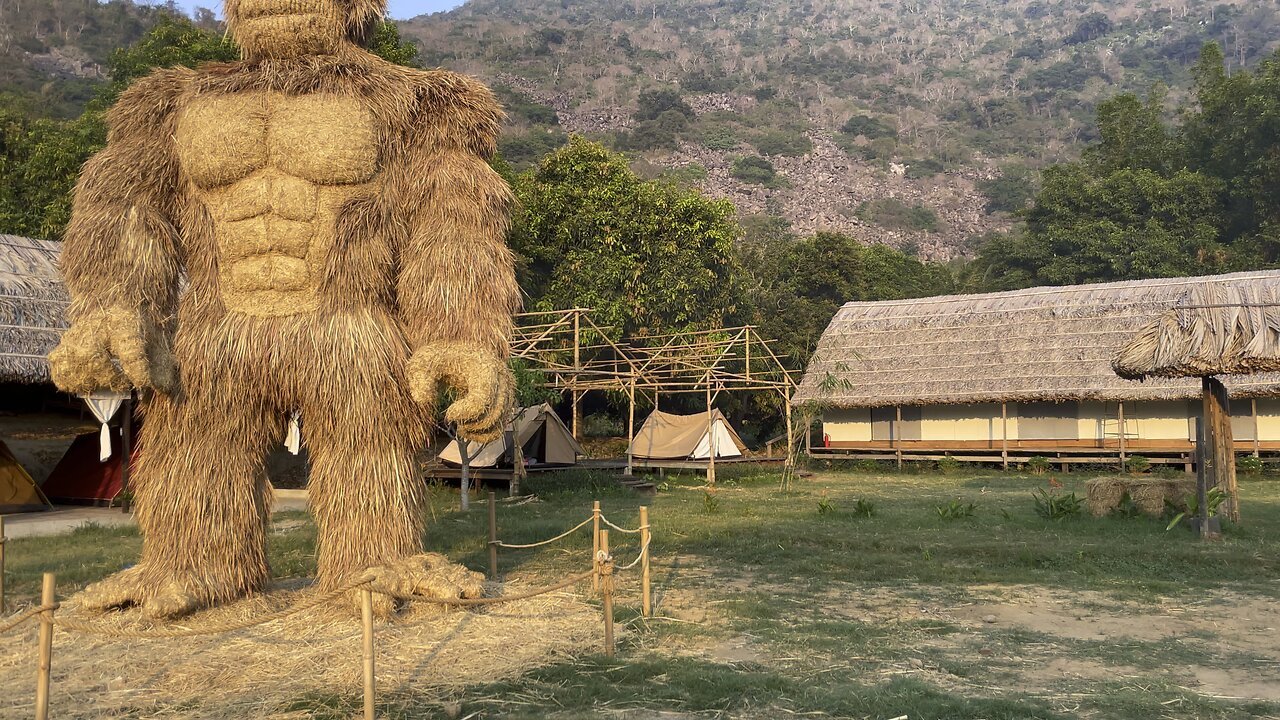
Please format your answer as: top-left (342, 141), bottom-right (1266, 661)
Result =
top-left (794, 270), bottom-right (1280, 409)
top-left (1113, 282), bottom-right (1280, 379)
top-left (0, 234), bottom-right (66, 384)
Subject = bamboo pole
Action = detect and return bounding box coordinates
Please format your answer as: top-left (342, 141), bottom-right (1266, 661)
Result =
top-left (639, 506), bottom-right (651, 618)
top-left (706, 384), bottom-right (716, 486)
top-left (600, 529), bottom-right (614, 657)
top-left (361, 586), bottom-right (375, 720)
top-left (1118, 401), bottom-right (1127, 468)
top-left (784, 392), bottom-right (794, 472)
top-left (591, 501), bottom-right (601, 592)
top-left (1253, 398), bottom-right (1261, 458)
top-left (626, 374), bottom-right (636, 477)
top-left (572, 311), bottom-right (581, 440)
top-left (35, 573), bottom-right (55, 720)
top-left (1001, 402), bottom-right (1008, 471)
top-left (488, 491), bottom-right (498, 580)
top-left (0, 516), bottom-right (5, 614)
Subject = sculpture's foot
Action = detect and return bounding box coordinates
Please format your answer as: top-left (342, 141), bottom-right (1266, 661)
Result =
top-left (354, 553), bottom-right (485, 617)
top-left (76, 564), bottom-right (252, 619)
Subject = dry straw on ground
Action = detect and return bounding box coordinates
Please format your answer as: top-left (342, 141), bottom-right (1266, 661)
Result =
top-left (0, 578), bottom-right (599, 718)
top-left (1086, 476), bottom-right (1195, 517)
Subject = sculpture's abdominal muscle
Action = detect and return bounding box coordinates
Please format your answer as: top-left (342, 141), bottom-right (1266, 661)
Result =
top-left (176, 91), bottom-right (378, 316)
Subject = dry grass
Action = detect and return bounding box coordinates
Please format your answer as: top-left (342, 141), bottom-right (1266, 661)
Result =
top-left (795, 270), bottom-right (1280, 409)
top-left (0, 234), bottom-right (66, 384)
top-left (0, 577), bottom-right (600, 718)
top-left (1085, 476), bottom-right (1196, 517)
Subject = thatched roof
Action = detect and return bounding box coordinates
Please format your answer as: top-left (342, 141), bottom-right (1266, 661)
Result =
top-left (794, 271), bottom-right (1280, 409)
top-left (1113, 282), bottom-right (1280, 380)
top-left (0, 235), bottom-right (66, 384)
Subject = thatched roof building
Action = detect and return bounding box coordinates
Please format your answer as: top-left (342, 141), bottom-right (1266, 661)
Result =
top-left (1113, 282), bottom-right (1280, 380)
top-left (0, 235), bottom-right (67, 384)
top-left (794, 271), bottom-right (1280, 409)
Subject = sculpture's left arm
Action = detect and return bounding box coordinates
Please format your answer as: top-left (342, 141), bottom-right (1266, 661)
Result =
top-left (393, 75), bottom-right (520, 441)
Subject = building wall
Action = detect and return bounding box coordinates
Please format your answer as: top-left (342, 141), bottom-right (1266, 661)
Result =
top-left (822, 397), bottom-right (1280, 445)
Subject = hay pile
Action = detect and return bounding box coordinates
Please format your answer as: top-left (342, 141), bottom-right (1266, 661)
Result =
top-left (0, 578), bottom-right (600, 718)
top-left (1086, 476), bottom-right (1196, 517)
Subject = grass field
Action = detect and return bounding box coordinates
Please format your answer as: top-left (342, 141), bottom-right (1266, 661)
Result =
top-left (6, 463), bottom-right (1280, 719)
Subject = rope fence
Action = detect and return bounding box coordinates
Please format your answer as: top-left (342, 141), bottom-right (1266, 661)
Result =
top-left (0, 496), bottom-right (654, 719)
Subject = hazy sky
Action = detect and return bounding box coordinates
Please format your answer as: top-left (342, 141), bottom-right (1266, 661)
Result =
top-left (170, 0), bottom-right (464, 20)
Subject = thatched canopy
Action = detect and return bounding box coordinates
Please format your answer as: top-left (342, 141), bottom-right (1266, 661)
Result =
top-left (0, 234), bottom-right (67, 384)
top-left (794, 271), bottom-right (1280, 409)
top-left (1113, 282), bottom-right (1280, 380)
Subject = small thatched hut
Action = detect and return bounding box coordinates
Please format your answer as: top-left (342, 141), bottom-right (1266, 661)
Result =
top-left (795, 271), bottom-right (1280, 466)
top-left (0, 234), bottom-right (67, 385)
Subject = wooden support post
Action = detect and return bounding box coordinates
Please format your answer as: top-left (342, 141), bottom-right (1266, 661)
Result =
top-left (895, 406), bottom-right (903, 471)
top-left (1195, 415), bottom-right (1211, 539)
top-left (600, 529), bottom-right (615, 657)
top-left (1253, 398), bottom-right (1261, 458)
top-left (626, 376), bottom-right (636, 477)
top-left (120, 394), bottom-right (133, 512)
top-left (511, 432), bottom-right (526, 497)
top-left (456, 437), bottom-right (471, 512)
top-left (1118, 401), bottom-right (1127, 469)
top-left (592, 501), bottom-right (601, 592)
top-left (488, 491), bottom-right (498, 580)
top-left (1205, 377), bottom-right (1239, 523)
top-left (35, 573), bottom-right (55, 720)
top-left (706, 384), bottom-right (716, 486)
top-left (639, 506), bottom-right (652, 618)
top-left (1001, 402), bottom-right (1009, 471)
top-left (361, 586), bottom-right (375, 720)
top-left (0, 516), bottom-right (5, 614)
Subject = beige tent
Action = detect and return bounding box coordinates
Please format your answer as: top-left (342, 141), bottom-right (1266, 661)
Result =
top-left (439, 404), bottom-right (583, 468)
top-left (0, 438), bottom-right (52, 513)
top-left (628, 410), bottom-right (748, 461)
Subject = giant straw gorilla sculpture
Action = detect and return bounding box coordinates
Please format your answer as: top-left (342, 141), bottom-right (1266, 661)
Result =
top-left (48, 0), bottom-right (519, 617)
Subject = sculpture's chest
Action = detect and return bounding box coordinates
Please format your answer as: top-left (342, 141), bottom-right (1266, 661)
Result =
top-left (175, 92), bottom-right (380, 189)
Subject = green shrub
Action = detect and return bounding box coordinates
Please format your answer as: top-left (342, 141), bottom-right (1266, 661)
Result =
top-left (751, 128), bottom-right (812, 157)
top-left (702, 489), bottom-right (721, 514)
top-left (840, 114), bottom-right (897, 140)
top-left (1114, 492), bottom-right (1142, 518)
top-left (1026, 456), bottom-right (1051, 475)
top-left (1237, 456), bottom-right (1265, 475)
top-left (731, 155), bottom-right (777, 185)
top-left (1125, 455), bottom-right (1151, 474)
top-left (857, 198), bottom-right (941, 232)
top-left (936, 498), bottom-right (977, 520)
top-left (1032, 488), bottom-right (1083, 519)
top-left (936, 455), bottom-right (962, 474)
top-left (1166, 487), bottom-right (1229, 531)
top-left (851, 498), bottom-right (877, 518)
top-left (698, 124), bottom-right (740, 150)
top-left (817, 491), bottom-right (835, 515)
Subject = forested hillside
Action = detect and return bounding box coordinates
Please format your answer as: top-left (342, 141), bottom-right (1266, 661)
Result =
top-left (401, 0), bottom-right (1279, 258)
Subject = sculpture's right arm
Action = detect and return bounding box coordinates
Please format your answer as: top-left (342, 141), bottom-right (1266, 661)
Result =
top-left (50, 71), bottom-right (188, 395)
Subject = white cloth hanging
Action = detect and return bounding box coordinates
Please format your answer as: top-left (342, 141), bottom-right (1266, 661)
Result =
top-left (82, 391), bottom-right (128, 462)
top-left (285, 411), bottom-right (302, 455)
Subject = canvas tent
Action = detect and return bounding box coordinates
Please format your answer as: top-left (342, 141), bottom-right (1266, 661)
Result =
top-left (439, 404), bottom-right (583, 468)
top-left (41, 431), bottom-right (134, 505)
top-left (0, 438), bottom-right (52, 512)
top-left (628, 409), bottom-right (748, 461)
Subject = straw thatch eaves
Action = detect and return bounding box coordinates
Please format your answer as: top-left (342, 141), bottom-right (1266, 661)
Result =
top-left (794, 270), bottom-right (1280, 409)
top-left (0, 234), bottom-right (67, 384)
top-left (1113, 282), bottom-right (1280, 380)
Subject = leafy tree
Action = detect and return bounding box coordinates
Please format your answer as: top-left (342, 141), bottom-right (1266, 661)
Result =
top-left (978, 165), bottom-right (1037, 214)
top-left (635, 88), bottom-right (693, 123)
top-left (731, 156), bottom-right (777, 185)
top-left (509, 137), bottom-right (744, 336)
top-left (857, 199), bottom-right (941, 233)
top-left (366, 21), bottom-right (421, 67)
top-left (840, 114), bottom-right (896, 140)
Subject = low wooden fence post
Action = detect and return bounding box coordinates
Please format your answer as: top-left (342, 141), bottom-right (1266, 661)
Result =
top-left (599, 529), bottom-right (614, 657)
top-left (35, 572), bottom-right (56, 720)
top-left (591, 501), bottom-right (601, 592)
top-left (488, 491), bottom-right (499, 580)
top-left (361, 586), bottom-right (375, 720)
top-left (639, 506), bottom-right (651, 618)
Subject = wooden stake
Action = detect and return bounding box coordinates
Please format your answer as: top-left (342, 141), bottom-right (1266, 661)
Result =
top-left (35, 572), bottom-right (55, 720)
top-left (361, 587), bottom-right (375, 720)
top-left (600, 529), bottom-right (614, 657)
top-left (639, 506), bottom-right (652, 618)
top-left (591, 501), bottom-right (601, 592)
top-left (457, 437), bottom-right (471, 512)
top-left (488, 491), bottom-right (498, 580)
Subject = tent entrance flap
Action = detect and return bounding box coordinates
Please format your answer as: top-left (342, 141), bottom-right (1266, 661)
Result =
top-left (628, 410), bottom-right (748, 461)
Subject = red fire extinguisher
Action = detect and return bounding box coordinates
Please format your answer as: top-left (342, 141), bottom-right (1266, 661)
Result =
top-left (823, 433), bottom-right (831, 448)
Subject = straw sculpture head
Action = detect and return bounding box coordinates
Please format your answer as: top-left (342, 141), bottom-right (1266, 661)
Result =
top-left (45, 0), bottom-right (520, 619)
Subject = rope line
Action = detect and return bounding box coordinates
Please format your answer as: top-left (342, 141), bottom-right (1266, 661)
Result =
top-left (52, 577), bottom-right (371, 639)
top-left (615, 537), bottom-right (651, 572)
top-left (495, 516), bottom-right (594, 549)
top-left (0, 605), bottom-right (51, 635)
top-left (599, 515), bottom-right (644, 534)
top-left (369, 570), bottom-right (596, 606)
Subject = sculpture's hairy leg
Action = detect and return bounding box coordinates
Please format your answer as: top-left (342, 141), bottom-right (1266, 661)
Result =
top-left (79, 377), bottom-right (279, 618)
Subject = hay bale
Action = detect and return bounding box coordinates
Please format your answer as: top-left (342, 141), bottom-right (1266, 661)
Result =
top-left (1086, 476), bottom-right (1196, 517)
